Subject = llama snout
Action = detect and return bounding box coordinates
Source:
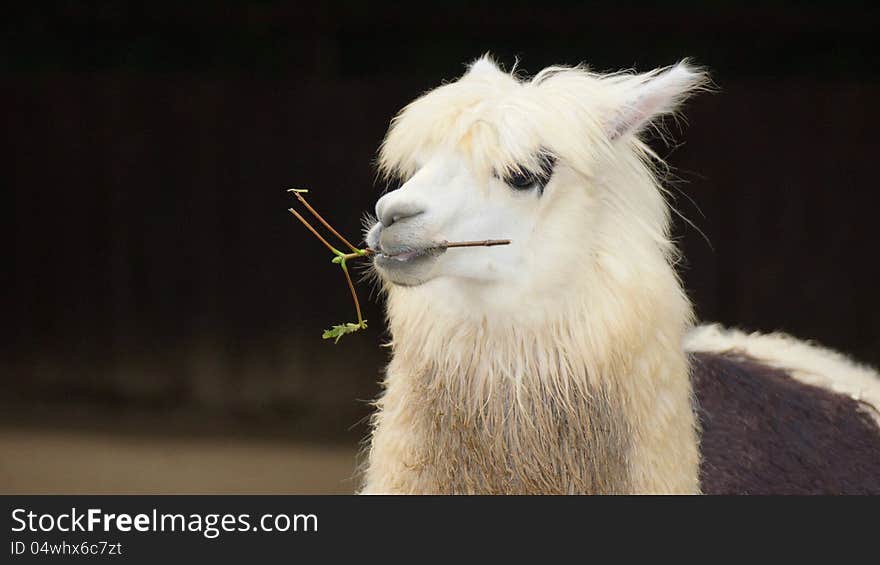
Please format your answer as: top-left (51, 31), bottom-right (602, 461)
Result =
top-left (376, 192), bottom-right (425, 228)
top-left (377, 202), bottom-right (423, 228)
top-left (367, 219), bottom-right (436, 257)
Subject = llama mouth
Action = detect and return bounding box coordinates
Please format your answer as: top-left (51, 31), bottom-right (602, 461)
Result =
top-left (374, 246), bottom-right (445, 264)
top-left (373, 246), bottom-right (441, 286)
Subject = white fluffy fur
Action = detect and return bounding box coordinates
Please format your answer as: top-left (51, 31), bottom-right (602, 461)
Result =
top-left (379, 57), bottom-right (706, 183)
top-left (360, 55), bottom-right (878, 494)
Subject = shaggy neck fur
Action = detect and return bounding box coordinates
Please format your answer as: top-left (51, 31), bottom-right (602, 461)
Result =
top-left (363, 153), bottom-right (701, 494)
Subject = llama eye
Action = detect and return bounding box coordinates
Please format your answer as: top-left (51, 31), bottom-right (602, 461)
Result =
top-left (505, 170), bottom-right (538, 190)
top-left (503, 154), bottom-right (556, 193)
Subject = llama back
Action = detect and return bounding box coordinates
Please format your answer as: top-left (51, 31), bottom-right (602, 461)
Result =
top-left (687, 325), bottom-right (880, 494)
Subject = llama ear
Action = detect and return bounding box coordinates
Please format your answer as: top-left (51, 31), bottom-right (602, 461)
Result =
top-left (606, 61), bottom-right (707, 141)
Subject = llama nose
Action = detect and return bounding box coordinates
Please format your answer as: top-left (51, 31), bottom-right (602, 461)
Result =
top-left (376, 197), bottom-right (424, 228)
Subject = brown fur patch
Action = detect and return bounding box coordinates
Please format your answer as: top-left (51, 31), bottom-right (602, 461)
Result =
top-left (393, 364), bottom-right (633, 494)
top-left (691, 351), bottom-right (880, 494)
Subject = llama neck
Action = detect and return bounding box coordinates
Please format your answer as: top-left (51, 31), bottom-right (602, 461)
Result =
top-left (363, 271), bottom-right (701, 494)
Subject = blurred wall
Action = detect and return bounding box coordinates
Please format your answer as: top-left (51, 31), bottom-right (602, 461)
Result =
top-left (2, 2), bottom-right (879, 442)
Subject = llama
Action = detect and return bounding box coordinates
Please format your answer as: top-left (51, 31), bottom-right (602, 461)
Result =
top-left (360, 56), bottom-right (880, 494)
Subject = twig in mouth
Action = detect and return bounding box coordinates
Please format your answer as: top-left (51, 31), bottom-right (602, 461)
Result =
top-left (333, 240), bottom-right (512, 262)
top-left (339, 259), bottom-right (363, 326)
top-left (433, 239), bottom-right (511, 249)
top-left (287, 189), bottom-right (361, 253)
top-left (288, 207), bottom-right (341, 255)
top-left (287, 188), bottom-right (511, 342)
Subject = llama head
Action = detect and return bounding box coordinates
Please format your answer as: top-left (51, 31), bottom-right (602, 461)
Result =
top-left (366, 56), bottom-right (707, 322)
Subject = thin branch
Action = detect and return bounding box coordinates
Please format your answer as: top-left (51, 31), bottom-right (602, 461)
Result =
top-left (288, 208), bottom-right (341, 255)
top-left (339, 260), bottom-right (363, 326)
top-left (435, 239), bottom-right (511, 249)
top-left (335, 250), bottom-right (372, 262)
top-left (333, 239), bottom-right (512, 262)
top-left (289, 190), bottom-right (361, 253)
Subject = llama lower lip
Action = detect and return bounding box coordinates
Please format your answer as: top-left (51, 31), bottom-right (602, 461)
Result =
top-left (381, 250), bottom-right (424, 262)
top-left (376, 250), bottom-right (430, 263)
top-left (374, 246), bottom-right (443, 268)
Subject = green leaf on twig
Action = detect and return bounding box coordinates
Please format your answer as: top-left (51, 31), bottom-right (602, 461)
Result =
top-left (322, 321), bottom-right (368, 344)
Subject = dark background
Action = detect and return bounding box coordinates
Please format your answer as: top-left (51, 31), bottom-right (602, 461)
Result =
top-left (2, 2), bottom-right (878, 492)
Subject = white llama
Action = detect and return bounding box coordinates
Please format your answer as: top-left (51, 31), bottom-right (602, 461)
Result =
top-left (360, 56), bottom-right (880, 494)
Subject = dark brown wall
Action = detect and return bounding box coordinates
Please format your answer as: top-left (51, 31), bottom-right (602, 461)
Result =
top-left (2, 2), bottom-right (878, 439)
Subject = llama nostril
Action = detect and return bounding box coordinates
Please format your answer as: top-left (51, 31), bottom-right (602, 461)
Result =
top-left (366, 222), bottom-right (382, 251)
